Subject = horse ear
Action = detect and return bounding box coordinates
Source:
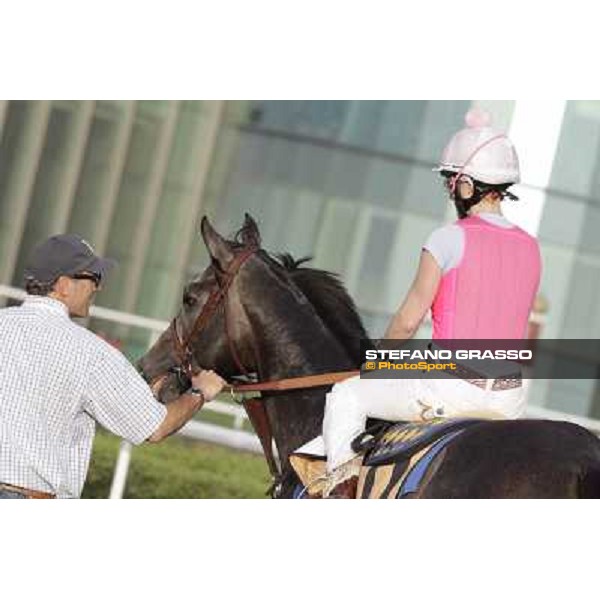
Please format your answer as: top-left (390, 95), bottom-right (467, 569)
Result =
top-left (240, 213), bottom-right (261, 248)
top-left (201, 216), bottom-right (234, 266)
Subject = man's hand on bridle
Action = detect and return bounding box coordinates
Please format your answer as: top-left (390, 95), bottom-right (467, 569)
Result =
top-left (190, 369), bottom-right (226, 402)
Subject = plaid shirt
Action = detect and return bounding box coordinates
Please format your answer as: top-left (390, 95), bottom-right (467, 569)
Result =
top-left (0, 296), bottom-right (167, 498)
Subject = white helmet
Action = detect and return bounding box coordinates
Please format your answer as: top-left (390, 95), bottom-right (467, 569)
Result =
top-left (435, 108), bottom-right (520, 185)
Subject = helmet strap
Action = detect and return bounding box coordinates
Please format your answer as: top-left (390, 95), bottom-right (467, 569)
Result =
top-left (449, 173), bottom-right (476, 200)
top-left (448, 177), bottom-right (505, 219)
top-left (452, 181), bottom-right (485, 219)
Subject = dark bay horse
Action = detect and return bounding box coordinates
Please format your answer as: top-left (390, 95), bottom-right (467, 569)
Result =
top-left (138, 214), bottom-right (600, 498)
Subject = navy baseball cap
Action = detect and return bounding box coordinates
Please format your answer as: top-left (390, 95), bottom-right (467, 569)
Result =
top-left (24, 234), bottom-right (117, 283)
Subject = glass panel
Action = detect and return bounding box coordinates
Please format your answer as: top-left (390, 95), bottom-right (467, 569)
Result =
top-left (262, 137), bottom-right (297, 183)
top-left (537, 244), bottom-right (576, 339)
top-left (100, 101), bottom-right (170, 311)
top-left (403, 164), bottom-right (449, 219)
top-left (67, 105), bottom-right (130, 243)
top-left (413, 100), bottom-right (472, 163)
top-left (230, 131), bottom-right (270, 181)
top-left (550, 101), bottom-right (600, 197)
top-left (289, 142), bottom-right (331, 194)
top-left (134, 101), bottom-right (210, 321)
top-left (546, 379), bottom-right (596, 414)
top-left (13, 105), bottom-right (83, 286)
top-left (0, 101), bottom-right (50, 285)
top-left (323, 151), bottom-right (368, 199)
top-left (578, 205), bottom-right (600, 255)
top-left (249, 100), bottom-right (348, 141)
top-left (360, 310), bottom-right (390, 339)
top-left (313, 198), bottom-right (361, 279)
top-left (356, 214), bottom-right (397, 311)
top-left (339, 101), bottom-right (386, 148)
top-left (538, 192), bottom-right (586, 247)
top-left (363, 157), bottom-right (409, 211)
top-left (561, 256), bottom-right (600, 339)
top-left (385, 212), bottom-right (439, 313)
top-left (282, 189), bottom-right (324, 259)
top-left (0, 102), bottom-right (29, 265)
top-left (375, 101), bottom-right (427, 155)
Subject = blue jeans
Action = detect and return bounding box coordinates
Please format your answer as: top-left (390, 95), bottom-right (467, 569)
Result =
top-left (0, 488), bottom-right (27, 499)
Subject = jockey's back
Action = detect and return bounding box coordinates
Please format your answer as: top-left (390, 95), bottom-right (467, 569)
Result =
top-left (429, 214), bottom-right (541, 340)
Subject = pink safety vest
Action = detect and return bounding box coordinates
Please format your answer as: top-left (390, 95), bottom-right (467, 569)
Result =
top-left (430, 215), bottom-right (541, 340)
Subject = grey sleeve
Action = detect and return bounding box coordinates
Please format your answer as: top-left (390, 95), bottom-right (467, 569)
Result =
top-left (422, 224), bottom-right (464, 274)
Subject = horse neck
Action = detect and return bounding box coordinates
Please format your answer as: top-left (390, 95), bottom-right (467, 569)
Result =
top-left (250, 304), bottom-right (355, 380)
top-left (239, 255), bottom-right (359, 380)
top-left (246, 304), bottom-right (357, 495)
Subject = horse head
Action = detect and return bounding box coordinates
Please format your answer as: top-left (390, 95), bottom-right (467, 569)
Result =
top-left (138, 213), bottom-right (332, 404)
top-left (138, 214), bottom-right (266, 403)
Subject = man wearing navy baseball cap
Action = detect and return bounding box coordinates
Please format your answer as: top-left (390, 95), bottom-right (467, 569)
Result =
top-left (23, 233), bottom-right (116, 318)
top-left (0, 233), bottom-right (225, 499)
top-left (25, 233), bottom-right (117, 281)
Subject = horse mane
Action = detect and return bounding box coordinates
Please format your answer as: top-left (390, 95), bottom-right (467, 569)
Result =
top-left (274, 253), bottom-right (370, 358)
top-left (229, 219), bottom-right (370, 358)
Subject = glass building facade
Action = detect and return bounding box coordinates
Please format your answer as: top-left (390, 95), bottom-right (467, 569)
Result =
top-left (0, 100), bottom-right (598, 416)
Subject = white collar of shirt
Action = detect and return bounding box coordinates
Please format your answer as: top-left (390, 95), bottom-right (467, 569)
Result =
top-left (22, 295), bottom-right (69, 318)
top-left (477, 212), bottom-right (514, 229)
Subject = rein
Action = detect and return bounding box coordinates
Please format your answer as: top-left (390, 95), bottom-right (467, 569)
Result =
top-left (226, 370), bottom-right (360, 393)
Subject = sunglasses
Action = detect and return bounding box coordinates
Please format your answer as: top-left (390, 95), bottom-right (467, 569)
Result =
top-left (72, 272), bottom-right (102, 286)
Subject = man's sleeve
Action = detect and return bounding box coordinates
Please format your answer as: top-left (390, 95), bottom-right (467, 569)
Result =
top-left (422, 224), bottom-right (464, 274)
top-left (83, 342), bottom-right (167, 445)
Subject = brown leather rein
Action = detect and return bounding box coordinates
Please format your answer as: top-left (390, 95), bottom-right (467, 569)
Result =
top-left (227, 370), bottom-right (359, 394)
top-left (154, 244), bottom-right (357, 496)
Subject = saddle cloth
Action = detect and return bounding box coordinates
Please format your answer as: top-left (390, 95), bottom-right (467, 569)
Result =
top-left (291, 415), bottom-right (498, 498)
top-left (360, 417), bottom-right (484, 467)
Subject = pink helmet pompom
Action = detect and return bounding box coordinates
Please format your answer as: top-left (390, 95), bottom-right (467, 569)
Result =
top-left (464, 107), bottom-right (492, 129)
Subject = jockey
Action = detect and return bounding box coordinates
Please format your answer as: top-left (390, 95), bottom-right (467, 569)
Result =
top-left (321, 108), bottom-right (542, 498)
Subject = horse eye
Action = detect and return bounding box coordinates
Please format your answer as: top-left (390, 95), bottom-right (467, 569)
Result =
top-left (183, 293), bottom-right (197, 307)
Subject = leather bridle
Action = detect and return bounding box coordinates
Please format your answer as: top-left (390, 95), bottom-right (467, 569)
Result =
top-left (168, 245), bottom-right (258, 389)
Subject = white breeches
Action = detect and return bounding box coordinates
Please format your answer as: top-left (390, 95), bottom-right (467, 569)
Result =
top-left (322, 375), bottom-right (525, 472)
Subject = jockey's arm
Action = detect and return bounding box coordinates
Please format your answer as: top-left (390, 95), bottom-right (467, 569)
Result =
top-left (384, 250), bottom-right (442, 340)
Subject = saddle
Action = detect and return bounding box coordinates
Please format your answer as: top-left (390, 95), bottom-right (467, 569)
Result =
top-left (290, 415), bottom-right (495, 499)
top-left (355, 417), bottom-right (483, 498)
top-left (357, 417), bottom-right (484, 467)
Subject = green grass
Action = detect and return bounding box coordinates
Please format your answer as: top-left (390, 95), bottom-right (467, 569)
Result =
top-left (194, 394), bottom-right (257, 433)
top-left (82, 430), bottom-right (271, 499)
